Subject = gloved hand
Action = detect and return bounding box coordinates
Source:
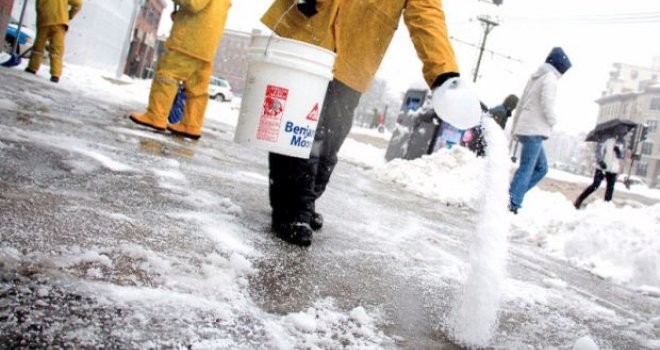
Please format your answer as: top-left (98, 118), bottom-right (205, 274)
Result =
top-left (297, 0), bottom-right (318, 17)
top-left (431, 75), bottom-right (482, 130)
top-left (598, 160), bottom-right (607, 170)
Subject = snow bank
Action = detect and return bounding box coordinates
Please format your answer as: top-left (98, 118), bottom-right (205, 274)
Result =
top-left (372, 146), bottom-right (488, 206)
top-left (338, 138), bottom-right (387, 169)
top-left (514, 191), bottom-right (660, 291)
top-left (368, 134), bottom-right (659, 292)
top-left (349, 126), bottom-right (393, 141)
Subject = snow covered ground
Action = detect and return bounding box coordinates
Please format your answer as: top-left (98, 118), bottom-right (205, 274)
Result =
top-left (349, 145), bottom-right (660, 295)
top-left (0, 63), bottom-right (659, 349)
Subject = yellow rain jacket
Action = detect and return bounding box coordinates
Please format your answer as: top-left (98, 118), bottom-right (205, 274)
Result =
top-left (36, 0), bottom-right (82, 28)
top-left (262, 0), bottom-right (459, 93)
top-left (261, 0), bottom-right (340, 52)
top-left (167, 0), bottom-right (232, 63)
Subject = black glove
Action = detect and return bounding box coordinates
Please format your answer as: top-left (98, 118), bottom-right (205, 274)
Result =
top-left (598, 161), bottom-right (607, 170)
top-left (613, 145), bottom-right (623, 159)
top-left (297, 0), bottom-right (318, 17)
top-left (431, 72), bottom-right (460, 89)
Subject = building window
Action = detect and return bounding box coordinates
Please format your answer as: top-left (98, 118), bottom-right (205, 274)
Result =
top-left (651, 98), bottom-right (660, 110)
top-left (631, 70), bottom-right (639, 80)
top-left (636, 162), bottom-right (648, 177)
top-left (648, 119), bottom-right (658, 132)
top-left (641, 142), bottom-right (654, 155)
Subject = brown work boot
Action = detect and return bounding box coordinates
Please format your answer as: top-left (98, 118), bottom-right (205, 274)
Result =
top-left (129, 112), bottom-right (166, 131)
top-left (167, 123), bottom-right (201, 140)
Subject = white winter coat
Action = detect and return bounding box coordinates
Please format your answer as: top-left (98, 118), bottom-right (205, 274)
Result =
top-left (597, 138), bottom-right (624, 174)
top-left (511, 63), bottom-right (561, 139)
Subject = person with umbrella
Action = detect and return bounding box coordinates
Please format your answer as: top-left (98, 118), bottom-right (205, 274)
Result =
top-left (574, 135), bottom-right (626, 209)
top-left (573, 118), bottom-right (636, 209)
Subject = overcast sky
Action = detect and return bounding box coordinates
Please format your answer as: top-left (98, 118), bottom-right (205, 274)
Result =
top-left (160, 0), bottom-right (660, 135)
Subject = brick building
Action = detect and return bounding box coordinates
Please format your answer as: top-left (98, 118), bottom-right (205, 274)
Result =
top-left (0, 0), bottom-right (15, 50)
top-left (212, 29), bottom-right (260, 96)
top-left (125, 0), bottom-right (165, 79)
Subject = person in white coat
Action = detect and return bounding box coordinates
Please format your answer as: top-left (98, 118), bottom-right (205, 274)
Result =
top-left (574, 136), bottom-right (625, 209)
top-left (508, 47), bottom-right (572, 213)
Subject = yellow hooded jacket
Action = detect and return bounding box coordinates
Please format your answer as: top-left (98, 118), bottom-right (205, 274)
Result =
top-left (166, 0), bottom-right (232, 63)
top-left (36, 0), bottom-right (83, 28)
top-left (262, 0), bottom-right (459, 93)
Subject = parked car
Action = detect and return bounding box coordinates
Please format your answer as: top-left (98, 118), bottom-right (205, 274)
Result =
top-left (208, 76), bottom-right (233, 102)
top-left (4, 21), bottom-right (35, 56)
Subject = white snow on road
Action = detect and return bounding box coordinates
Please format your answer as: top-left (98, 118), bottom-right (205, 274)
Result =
top-left (2, 62), bottom-right (659, 349)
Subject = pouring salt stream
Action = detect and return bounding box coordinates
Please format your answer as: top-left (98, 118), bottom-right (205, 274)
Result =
top-left (433, 79), bottom-right (512, 348)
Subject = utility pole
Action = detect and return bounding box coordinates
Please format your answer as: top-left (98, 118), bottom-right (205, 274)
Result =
top-left (473, 16), bottom-right (499, 82)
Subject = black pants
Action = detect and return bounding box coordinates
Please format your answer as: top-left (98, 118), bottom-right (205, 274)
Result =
top-left (269, 79), bottom-right (362, 223)
top-left (575, 169), bottom-right (618, 207)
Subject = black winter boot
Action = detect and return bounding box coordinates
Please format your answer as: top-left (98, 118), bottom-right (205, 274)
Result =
top-left (273, 221), bottom-right (313, 247)
top-left (310, 211), bottom-right (323, 231)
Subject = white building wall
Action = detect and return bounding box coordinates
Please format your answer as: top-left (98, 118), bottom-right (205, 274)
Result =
top-left (12, 0), bottom-right (138, 75)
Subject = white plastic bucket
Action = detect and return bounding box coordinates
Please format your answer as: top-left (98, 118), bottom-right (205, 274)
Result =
top-left (233, 34), bottom-right (336, 159)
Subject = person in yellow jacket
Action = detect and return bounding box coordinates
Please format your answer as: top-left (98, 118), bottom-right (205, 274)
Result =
top-left (25, 0), bottom-right (83, 83)
top-left (262, 0), bottom-right (474, 246)
top-left (129, 0), bottom-right (231, 140)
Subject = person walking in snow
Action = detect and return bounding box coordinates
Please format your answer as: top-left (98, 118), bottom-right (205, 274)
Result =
top-left (573, 136), bottom-right (625, 209)
top-left (128, 0), bottom-right (232, 140)
top-left (262, 0), bottom-right (477, 246)
top-left (25, 0), bottom-right (83, 83)
top-left (466, 96), bottom-right (519, 156)
top-left (508, 47), bottom-right (571, 214)
top-left (490, 94), bottom-right (519, 130)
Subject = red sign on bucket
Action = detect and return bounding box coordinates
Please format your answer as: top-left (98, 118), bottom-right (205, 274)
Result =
top-left (306, 103), bottom-right (319, 122)
top-left (257, 85), bottom-right (289, 142)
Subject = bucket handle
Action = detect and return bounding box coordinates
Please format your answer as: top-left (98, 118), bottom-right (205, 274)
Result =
top-left (265, 1), bottom-right (319, 57)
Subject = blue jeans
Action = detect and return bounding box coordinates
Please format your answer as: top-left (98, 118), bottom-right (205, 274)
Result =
top-left (509, 136), bottom-right (548, 210)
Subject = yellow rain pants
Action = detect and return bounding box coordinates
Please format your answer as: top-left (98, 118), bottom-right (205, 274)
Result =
top-left (27, 25), bottom-right (66, 78)
top-left (143, 50), bottom-right (212, 135)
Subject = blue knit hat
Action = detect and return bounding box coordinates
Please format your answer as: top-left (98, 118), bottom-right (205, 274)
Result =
top-left (546, 47), bottom-right (572, 74)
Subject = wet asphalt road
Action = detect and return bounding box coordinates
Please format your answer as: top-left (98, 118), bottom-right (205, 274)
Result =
top-left (0, 68), bottom-right (658, 349)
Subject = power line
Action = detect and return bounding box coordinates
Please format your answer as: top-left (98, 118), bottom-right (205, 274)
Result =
top-left (450, 36), bottom-right (524, 63)
top-left (501, 12), bottom-right (660, 25)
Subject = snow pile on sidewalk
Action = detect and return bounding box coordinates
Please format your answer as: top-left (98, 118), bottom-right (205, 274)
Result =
top-left (338, 138), bottom-right (387, 169)
top-left (372, 146), bottom-right (488, 206)
top-left (514, 192), bottom-right (660, 292)
top-left (371, 144), bottom-right (660, 292)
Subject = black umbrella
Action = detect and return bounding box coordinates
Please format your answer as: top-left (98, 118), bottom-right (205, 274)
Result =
top-left (585, 118), bottom-right (637, 142)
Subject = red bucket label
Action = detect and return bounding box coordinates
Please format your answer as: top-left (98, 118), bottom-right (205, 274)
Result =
top-left (257, 85), bottom-right (289, 142)
top-left (306, 103), bottom-right (319, 121)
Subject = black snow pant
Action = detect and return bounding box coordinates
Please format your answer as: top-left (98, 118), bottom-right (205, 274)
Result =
top-left (575, 169), bottom-right (618, 207)
top-left (269, 79), bottom-right (362, 224)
